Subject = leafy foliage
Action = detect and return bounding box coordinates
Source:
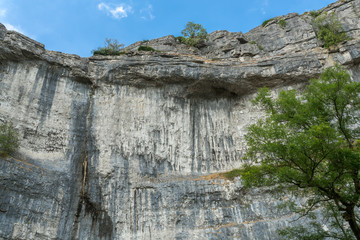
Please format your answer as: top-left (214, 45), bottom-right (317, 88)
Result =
top-left (279, 198), bottom-right (356, 240)
top-left (262, 18), bottom-right (286, 29)
top-left (92, 49), bottom-right (126, 56)
top-left (313, 12), bottom-right (348, 49)
top-left (175, 36), bottom-right (186, 43)
top-left (262, 18), bottom-right (274, 27)
top-left (92, 38), bottom-right (125, 56)
top-left (278, 19), bottom-right (286, 29)
top-left (0, 122), bottom-right (19, 157)
top-left (224, 169), bottom-right (243, 180)
top-left (309, 10), bottom-right (321, 18)
top-left (180, 22), bottom-right (207, 46)
top-left (236, 65), bottom-right (360, 239)
top-left (278, 221), bottom-right (354, 240)
top-left (138, 46), bottom-right (156, 52)
top-left (248, 40), bottom-right (264, 51)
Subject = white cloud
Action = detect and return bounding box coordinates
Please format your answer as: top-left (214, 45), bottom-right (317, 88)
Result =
top-left (3, 23), bottom-right (37, 40)
top-left (98, 2), bottom-right (132, 19)
top-left (0, 8), bottom-right (6, 18)
top-left (3, 23), bottom-right (23, 33)
top-left (260, 0), bottom-right (269, 15)
top-left (140, 4), bottom-right (155, 20)
top-left (0, 4), bottom-right (34, 39)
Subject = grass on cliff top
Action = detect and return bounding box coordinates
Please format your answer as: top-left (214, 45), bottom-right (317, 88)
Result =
top-left (92, 38), bottom-right (126, 56)
top-left (262, 18), bottom-right (274, 27)
top-left (309, 10), bottom-right (321, 18)
top-left (262, 18), bottom-right (286, 29)
top-left (92, 48), bottom-right (126, 56)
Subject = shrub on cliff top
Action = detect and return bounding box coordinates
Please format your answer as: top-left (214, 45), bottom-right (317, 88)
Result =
top-left (309, 10), bottom-right (321, 18)
top-left (262, 18), bottom-right (286, 29)
top-left (92, 38), bottom-right (125, 56)
top-left (0, 122), bottom-right (19, 157)
top-left (262, 18), bottom-right (274, 27)
top-left (92, 48), bottom-right (126, 56)
top-left (179, 22), bottom-right (208, 47)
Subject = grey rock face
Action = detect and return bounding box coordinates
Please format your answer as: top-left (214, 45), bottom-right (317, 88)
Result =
top-left (0, 0), bottom-right (359, 239)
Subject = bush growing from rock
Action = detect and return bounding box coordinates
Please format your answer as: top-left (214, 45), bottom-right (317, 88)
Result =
top-left (262, 18), bottom-right (286, 29)
top-left (0, 122), bottom-right (19, 157)
top-left (92, 38), bottom-right (125, 56)
top-left (262, 18), bottom-right (274, 27)
top-left (309, 10), bottom-right (321, 18)
top-left (313, 12), bottom-right (348, 49)
top-left (138, 46), bottom-right (156, 52)
top-left (278, 19), bottom-right (286, 29)
top-left (180, 22), bottom-right (207, 47)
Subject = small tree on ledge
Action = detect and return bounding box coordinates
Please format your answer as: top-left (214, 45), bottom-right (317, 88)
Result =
top-left (179, 21), bottom-right (207, 47)
top-left (92, 38), bottom-right (125, 56)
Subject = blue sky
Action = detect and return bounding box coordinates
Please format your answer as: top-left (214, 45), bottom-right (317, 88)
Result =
top-left (0, 0), bottom-right (335, 57)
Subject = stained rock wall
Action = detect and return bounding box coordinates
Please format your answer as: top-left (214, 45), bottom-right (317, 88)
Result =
top-left (0, 0), bottom-right (360, 239)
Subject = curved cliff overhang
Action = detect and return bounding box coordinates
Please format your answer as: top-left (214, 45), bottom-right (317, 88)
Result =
top-left (0, 0), bottom-right (359, 99)
top-left (0, 1), bottom-right (359, 239)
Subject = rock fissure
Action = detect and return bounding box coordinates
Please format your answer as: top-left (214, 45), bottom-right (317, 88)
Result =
top-left (67, 83), bottom-right (103, 236)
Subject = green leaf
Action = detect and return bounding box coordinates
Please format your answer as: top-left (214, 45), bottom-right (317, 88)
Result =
top-left (231, 65), bottom-right (360, 239)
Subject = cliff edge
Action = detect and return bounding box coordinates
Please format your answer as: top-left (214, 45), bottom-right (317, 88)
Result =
top-left (0, 0), bottom-right (360, 239)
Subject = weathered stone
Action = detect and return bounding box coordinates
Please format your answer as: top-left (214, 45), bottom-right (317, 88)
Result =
top-left (123, 35), bottom-right (201, 56)
top-left (0, 0), bottom-right (359, 239)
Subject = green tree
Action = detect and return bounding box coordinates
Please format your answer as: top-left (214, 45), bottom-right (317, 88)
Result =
top-left (0, 122), bottom-right (19, 157)
top-left (236, 65), bottom-right (360, 239)
top-left (92, 38), bottom-right (125, 56)
top-left (180, 21), bottom-right (207, 46)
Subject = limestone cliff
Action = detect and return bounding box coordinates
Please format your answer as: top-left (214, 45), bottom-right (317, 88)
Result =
top-left (0, 0), bottom-right (359, 239)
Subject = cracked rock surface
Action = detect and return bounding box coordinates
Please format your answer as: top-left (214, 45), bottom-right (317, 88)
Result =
top-left (0, 0), bottom-right (359, 239)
